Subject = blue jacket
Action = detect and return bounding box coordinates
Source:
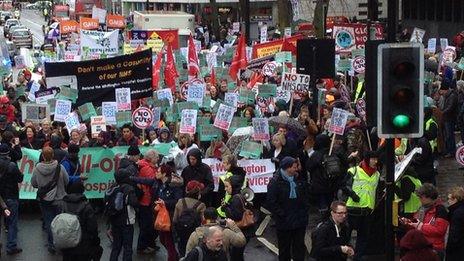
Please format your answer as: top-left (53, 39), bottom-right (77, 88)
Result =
top-left (61, 156), bottom-right (81, 185)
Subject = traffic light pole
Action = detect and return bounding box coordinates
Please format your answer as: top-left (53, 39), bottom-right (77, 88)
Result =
top-left (385, 1), bottom-right (398, 260)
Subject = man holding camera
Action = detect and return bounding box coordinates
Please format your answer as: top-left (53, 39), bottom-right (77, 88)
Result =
top-left (185, 207), bottom-right (246, 260)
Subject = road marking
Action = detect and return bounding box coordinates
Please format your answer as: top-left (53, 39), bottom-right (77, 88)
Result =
top-left (257, 237), bottom-right (279, 256)
top-left (255, 215), bottom-right (271, 236)
top-left (20, 17), bottom-right (44, 29)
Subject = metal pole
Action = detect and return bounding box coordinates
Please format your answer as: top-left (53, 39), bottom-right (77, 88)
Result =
top-left (385, 138), bottom-right (395, 261)
top-left (244, 0), bottom-right (250, 43)
top-left (387, 0), bottom-right (398, 42)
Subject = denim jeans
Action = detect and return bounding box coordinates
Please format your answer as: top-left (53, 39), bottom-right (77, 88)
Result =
top-left (40, 200), bottom-right (59, 249)
top-left (444, 120), bottom-right (456, 155)
top-left (137, 206), bottom-right (156, 250)
top-left (110, 224), bottom-right (134, 261)
top-left (5, 199), bottom-right (19, 251)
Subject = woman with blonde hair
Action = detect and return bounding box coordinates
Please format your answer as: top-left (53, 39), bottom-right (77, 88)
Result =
top-left (446, 186), bottom-right (464, 261)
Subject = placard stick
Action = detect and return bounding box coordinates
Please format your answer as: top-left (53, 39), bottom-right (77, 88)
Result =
top-left (329, 133), bottom-right (336, 156)
top-left (366, 129), bottom-right (373, 150)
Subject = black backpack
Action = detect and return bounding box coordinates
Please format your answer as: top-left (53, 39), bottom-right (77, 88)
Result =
top-left (104, 185), bottom-right (126, 217)
top-left (175, 199), bottom-right (202, 235)
top-left (322, 154), bottom-right (343, 180)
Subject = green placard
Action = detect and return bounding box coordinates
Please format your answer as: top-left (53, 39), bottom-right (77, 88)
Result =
top-left (176, 101), bottom-right (199, 113)
top-left (199, 124), bottom-right (222, 141)
top-left (197, 116), bottom-right (211, 127)
top-left (0, 65), bottom-right (10, 76)
top-left (239, 88), bottom-right (255, 104)
top-left (229, 117), bottom-right (248, 134)
top-left (199, 53), bottom-right (207, 67)
top-left (275, 51), bottom-right (292, 63)
top-left (201, 66), bottom-right (210, 77)
top-left (57, 86), bottom-right (78, 103)
top-left (227, 82), bottom-right (236, 91)
top-left (337, 59), bottom-right (352, 72)
top-left (201, 95), bottom-right (212, 110)
top-left (458, 57), bottom-right (464, 71)
top-left (239, 140), bottom-right (263, 159)
top-left (224, 46), bottom-right (236, 61)
top-left (212, 99), bottom-right (223, 114)
top-left (165, 108), bottom-right (179, 123)
top-left (116, 111), bottom-right (132, 128)
top-left (47, 99), bottom-right (56, 114)
top-left (78, 102), bottom-right (97, 121)
top-left (258, 84), bottom-right (277, 98)
top-left (351, 49), bottom-right (365, 58)
top-left (16, 86), bottom-right (25, 97)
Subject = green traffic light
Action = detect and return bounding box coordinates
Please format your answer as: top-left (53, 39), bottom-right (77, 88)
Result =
top-left (392, 114), bottom-right (410, 128)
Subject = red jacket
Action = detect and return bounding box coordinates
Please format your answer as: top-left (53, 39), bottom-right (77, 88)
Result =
top-left (400, 229), bottom-right (440, 261)
top-left (0, 105), bottom-right (15, 123)
top-left (413, 202), bottom-right (449, 251)
top-left (137, 159), bottom-right (157, 206)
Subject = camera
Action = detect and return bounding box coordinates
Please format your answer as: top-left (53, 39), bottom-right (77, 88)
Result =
top-left (218, 218), bottom-right (227, 227)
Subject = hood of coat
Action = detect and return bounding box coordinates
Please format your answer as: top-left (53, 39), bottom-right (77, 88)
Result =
top-left (35, 160), bottom-right (59, 176)
top-left (400, 229), bottom-right (433, 251)
top-left (187, 148), bottom-right (202, 167)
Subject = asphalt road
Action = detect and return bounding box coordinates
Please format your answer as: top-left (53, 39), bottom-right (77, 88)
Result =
top-left (18, 9), bottom-right (45, 46)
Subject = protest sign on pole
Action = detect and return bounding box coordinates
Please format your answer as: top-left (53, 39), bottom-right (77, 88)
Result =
top-left (91, 116), bottom-right (107, 138)
top-left (115, 88), bottom-right (131, 111)
top-left (80, 29), bottom-right (118, 56)
top-left (35, 89), bottom-right (56, 105)
top-left (54, 99), bottom-right (72, 122)
top-left (179, 109), bottom-right (198, 134)
top-left (252, 118), bottom-right (270, 141)
top-left (187, 83), bottom-right (205, 107)
top-left (64, 112), bottom-right (80, 131)
top-left (152, 107), bottom-right (161, 127)
top-left (131, 107), bottom-right (153, 130)
top-left (440, 38), bottom-right (448, 51)
top-left (281, 73), bottom-right (310, 91)
top-left (284, 27), bottom-right (292, 37)
top-left (102, 102), bottom-right (117, 125)
top-left (214, 104), bottom-right (235, 130)
top-left (410, 27), bottom-right (425, 43)
top-left (156, 88), bottom-right (174, 106)
top-left (78, 102), bottom-right (97, 121)
top-left (28, 81), bottom-right (41, 102)
top-left (21, 103), bottom-right (50, 123)
top-left (261, 61), bottom-right (278, 77)
top-left (329, 108), bottom-right (349, 135)
top-left (427, 38), bottom-right (437, 54)
top-left (224, 92), bottom-right (239, 108)
top-left (260, 25), bottom-right (268, 43)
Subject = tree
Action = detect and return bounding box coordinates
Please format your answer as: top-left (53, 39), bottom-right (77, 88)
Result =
top-left (313, 0), bottom-right (329, 38)
top-left (277, 0), bottom-right (291, 32)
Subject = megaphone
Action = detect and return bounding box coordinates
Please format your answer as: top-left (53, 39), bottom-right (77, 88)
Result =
top-left (240, 188), bottom-right (255, 202)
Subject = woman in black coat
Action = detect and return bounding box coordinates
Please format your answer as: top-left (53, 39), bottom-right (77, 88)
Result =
top-left (264, 132), bottom-right (295, 168)
top-left (446, 186), bottom-right (464, 261)
top-left (20, 126), bottom-right (44, 150)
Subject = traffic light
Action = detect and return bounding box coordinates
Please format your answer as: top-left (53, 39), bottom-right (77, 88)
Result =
top-left (377, 43), bottom-right (424, 138)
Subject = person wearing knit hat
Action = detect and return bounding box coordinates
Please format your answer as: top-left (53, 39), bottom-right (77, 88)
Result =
top-left (439, 79), bottom-right (458, 157)
top-left (267, 155), bottom-right (309, 261)
top-left (61, 143), bottom-right (84, 187)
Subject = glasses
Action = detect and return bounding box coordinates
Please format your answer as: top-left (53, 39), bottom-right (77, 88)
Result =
top-left (333, 211), bottom-right (347, 215)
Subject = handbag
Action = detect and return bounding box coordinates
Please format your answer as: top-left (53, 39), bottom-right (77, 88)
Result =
top-left (235, 195), bottom-right (255, 229)
top-left (154, 202), bottom-right (171, 232)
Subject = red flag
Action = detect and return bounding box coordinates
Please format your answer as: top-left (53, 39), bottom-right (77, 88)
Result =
top-left (228, 35), bottom-right (248, 80)
top-left (281, 36), bottom-right (297, 55)
top-left (188, 34), bottom-right (200, 78)
top-left (152, 50), bottom-right (164, 90)
top-left (210, 67), bottom-right (216, 86)
top-left (164, 44), bottom-right (178, 92)
top-left (247, 71), bottom-right (263, 89)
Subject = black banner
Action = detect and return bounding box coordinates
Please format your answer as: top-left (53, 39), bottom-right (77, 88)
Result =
top-left (45, 49), bottom-right (153, 106)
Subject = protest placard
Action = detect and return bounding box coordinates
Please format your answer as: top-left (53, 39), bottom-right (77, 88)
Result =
top-left (187, 83), bottom-right (205, 107)
top-left (281, 73), bottom-right (310, 91)
top-left (14, 55), bottom-right (25, 69)
top-left (35, 89), bottom-right (56, 104)
top-left (64, 112), bottom-right (80, 131)
top-left (275, 87), bottom-right (291, 103)
top-left (337, 59), bottom-right (352, 72)
top-left (199, 124), bottom-right (221, 141)
top-left (102, 102), bottom-right (117, 125)
top-left (115, 88), bottom-right (131, 111)
top-left (152, 107), bottom-right (161, 127)
top-left (275, 52), bottom-right (292, 63)
top-left (132, 107), bottom-right (153, 129)
top-left (116, 111), bottom-right (132, 128)
top-left (179, 109), bottom-right (198, 134)
top-left (252, 118), bottom-right (270, 141)
top-left (28, 81), bottom-right (41, 102)
top-left (224, 93), bottom-right (239, 107)
top-left (427, 38), bottom-right (437, 54)
top-left (214, 104), bottom-right (235, 130)
top-left (21, 103), bottom-right (49, 123)
top-left (78, 102), bottom-right (97, 121)
top-left (239, 88), bottom-right (256, 105)
top-left (258, 84), bottom-right (277, 98)
top-left (91, 116), bottom-right (107, 138)
top-left (328, 108), bottom-right (349, 135)
top-left (239, 141), bottom-right (263, 159)
top-left (54, 99), bottom-right (72, 122)
top-left (261, 61), bottom-right (277, 77)
top-left (57, 86), bottom-right (78, 103)
top-left (410, 27), bottom-right (425, 43)
top-left (440, 38), bottom-right (448, 51)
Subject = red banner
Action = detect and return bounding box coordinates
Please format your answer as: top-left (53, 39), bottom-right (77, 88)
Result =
top-left (251, 35), bottom-right (302, 59)
top-left (332, 23), bottom-right (384, 53)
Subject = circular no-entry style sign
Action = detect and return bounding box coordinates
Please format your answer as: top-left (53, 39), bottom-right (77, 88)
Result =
top-left (132, 107), bottom-right (154, 129)
top-left (261, 61), bottom-right (278, 77)
top-left (181, 78), bottom-right (205, 100)
top-left (456, 146), bottom-right (464, 166)
top-left (352, 56), bottom-right (366, 74)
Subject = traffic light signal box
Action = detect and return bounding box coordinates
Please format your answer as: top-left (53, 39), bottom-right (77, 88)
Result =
top-left (377, 43), bottom-right (424, 138)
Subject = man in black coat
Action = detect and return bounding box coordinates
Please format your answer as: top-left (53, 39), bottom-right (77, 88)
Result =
top-left (0, 144), bottom-right (23, 255)
top-left (440, 83), bottom-right (458, 157)
top-left (267, 156), bottom-right (310, 261)
top-left (60, 181), bottom-right (103, 260)
top-left (181, 148), bottom-right (214, 206)
top-left (310, 201), bottom-right (354, 261)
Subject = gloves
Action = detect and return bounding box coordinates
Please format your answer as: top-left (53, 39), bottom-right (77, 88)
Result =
top-left (350, 192), bottom-right (360, 202)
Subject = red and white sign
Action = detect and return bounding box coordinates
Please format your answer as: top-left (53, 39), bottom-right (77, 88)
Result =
top-left (202, 158), bottom-right (275, 193)
top-left (90, 116), bottom-right (106, 138)
top-left (332, 23), bottom-right (384, 53)
top-left (456, 146), bottom-right (464, 166)
top-left (131, 107), bottom-right (153, 129)
top-left (179, 109), bottom-right (198, 135)
top-left (80, 17), bottom-right (99, 30)
top-left (261, 61), bottom-right (278, 77)
top-left (181, 78), bottom-right (204, 100)
top-left (106, 14), bottom-right (125, 28)
top-left (352, 56), bottom-right (365, 74)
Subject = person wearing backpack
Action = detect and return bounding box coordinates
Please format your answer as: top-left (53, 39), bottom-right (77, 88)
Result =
top-left (57, 181), bottom-right (103, 261)
top-left (31, 146), bottom-right (69, 254)
top-left (0, 144), bottom-right (23, 255)
top-left (306, 134), bottom-right (345, 220)
top-left (186, 207), bottom-right (246, 260)
top-left (108, 169), bottom-right (140, 261)
top-left (182, 226), bottom-right (228, 261)
top-left (173, 180), bottom-right (206, 257)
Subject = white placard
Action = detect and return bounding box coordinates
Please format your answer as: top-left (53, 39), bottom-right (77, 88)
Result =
top-left (156, 89), bottom-right (174, 106)
top-left (102, 101), bottom-right (117, 125)
top-left (224, 92), bottom-right (239, 108)
top-left (328, 108), bottom-right (349, 135)
top-left (260, 25), bottom-right (268, 43)
top-left (64, 111), bottom-right (80, 131)
top-left (91, 116), bottom-right (107, 138)
top-left (28, 81), bottom-right (41, 102)
top-left (252, 118), bottom-right (270, 141)
top-left (46, 75), bottom-right (78, 89)
top-left (115, 88), bottom-right (131, 111)
top-left (281, 73), bottom-right (311, 91)
top-left (54, 99), bottom-right (72, 122)
top-left (440, 38), bottom-right (449, 51)
top-left (427, 38), bottom-right (436, 54)
top-left (80, 29), bottom-right (119, 55)
top-left (410, 27), bottom-right (426, 43)
top-left (187, 84), bottom-right (205, 107)
top-left (179, 109), bottom-right (198, 135)
top-left (213, 104), bottom-right (235, 130)
top-left (91, 6), bottom-right (107, 24)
